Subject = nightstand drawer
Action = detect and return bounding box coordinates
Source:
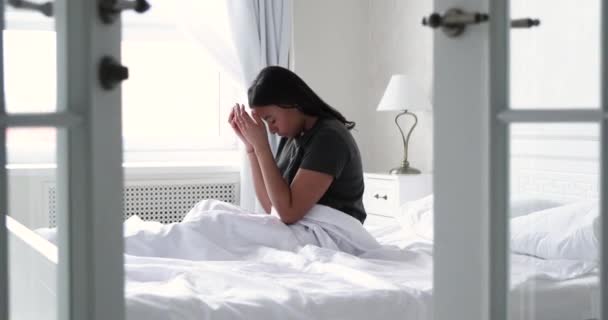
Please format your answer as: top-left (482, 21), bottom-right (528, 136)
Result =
top-left (363, 178), bottom-right (398, 217)
top-left (363, 173), bottom-right (433, 219)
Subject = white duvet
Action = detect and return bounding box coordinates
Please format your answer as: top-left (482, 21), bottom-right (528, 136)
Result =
top-left (113, 200), bottom-right (598, 320)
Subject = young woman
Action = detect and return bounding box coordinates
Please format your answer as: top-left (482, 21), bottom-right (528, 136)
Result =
top-left (229, 66), bottom-right (366, 225)
top-left (41, 67), bottom-right (376, 262)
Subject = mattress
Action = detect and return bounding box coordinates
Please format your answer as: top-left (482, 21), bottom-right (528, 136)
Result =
top-left (366, 219), bottom-right (601, 320)
top-left (23, 201), bottom-right (600, 320)
top-left (120, 206), bottom-right (598, 320)
top-left (509, 275), bottom-right (599, 320)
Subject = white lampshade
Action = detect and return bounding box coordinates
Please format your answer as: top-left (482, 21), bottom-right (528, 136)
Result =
top-left (376, 74), bottom-right (431, 112)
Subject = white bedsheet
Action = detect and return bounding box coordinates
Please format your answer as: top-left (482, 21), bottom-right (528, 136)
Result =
top-left (123, 199), bottom-right (382, 260)
top-left (121, 200), bottom-right (431, 319)
top-left (34, 200), bottom-right (598, 320)
top-left (118, 200), bottom-right (598, 320)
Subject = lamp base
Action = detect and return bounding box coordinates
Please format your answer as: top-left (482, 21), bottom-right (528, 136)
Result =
top-left (389, 166), bottom-right (421, 175)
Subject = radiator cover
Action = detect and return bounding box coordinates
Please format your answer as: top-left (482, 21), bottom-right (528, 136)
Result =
top-left (47, 182), bottom-right (238, 227)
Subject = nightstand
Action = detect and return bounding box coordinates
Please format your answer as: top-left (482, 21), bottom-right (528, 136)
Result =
top-left (363, 173), bottom-right (433, 225)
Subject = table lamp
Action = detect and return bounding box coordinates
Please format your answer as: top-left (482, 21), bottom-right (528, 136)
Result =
top-left (376, 74), bottom-right (431, 174)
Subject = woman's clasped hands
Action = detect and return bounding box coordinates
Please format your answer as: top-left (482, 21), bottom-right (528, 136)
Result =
top-left (228, 103), bottom-right (269, 153)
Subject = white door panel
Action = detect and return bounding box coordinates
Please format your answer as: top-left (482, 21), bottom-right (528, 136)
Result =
top-left (433, 1), bottom-right (491, 319)
top-left (1, 1), bottom-right (127, 319)
top-left (433, 0), bottom-right (607, 319)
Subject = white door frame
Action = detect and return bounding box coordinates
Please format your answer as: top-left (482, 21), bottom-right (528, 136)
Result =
top-left (601, 0), bottom-right (608, 315)
top-left (0, 1), bottom-right (125, 319)
top-left (434, 0), bottom-right (607, 319)
top-left (433, 0), bottom-right (491, 319)
top-left (488, 1), bottom-right (509, 318)
top-left (0, 2), bottom-right (7, 318)
top-left (55, 1), bottom-right (125, 319)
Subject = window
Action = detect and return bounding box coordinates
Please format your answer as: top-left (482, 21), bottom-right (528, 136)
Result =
top-left (4, 8), bottom-right (240, 166)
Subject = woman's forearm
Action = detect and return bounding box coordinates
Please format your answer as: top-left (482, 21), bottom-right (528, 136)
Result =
top-left (254, 144), bottom-right (294, 221)
top-left (248, 151), bottom-right (272, 213)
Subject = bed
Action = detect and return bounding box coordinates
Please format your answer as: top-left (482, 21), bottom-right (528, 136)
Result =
top-left (7, 195), bottom-right (600, 320)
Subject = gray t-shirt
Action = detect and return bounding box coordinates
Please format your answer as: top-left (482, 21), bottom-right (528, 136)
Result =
top-left (275, 118), bottom-right (366, 223)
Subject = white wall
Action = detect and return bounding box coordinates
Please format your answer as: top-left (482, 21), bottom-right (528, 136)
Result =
top-left (293, 0), bottom-right (434, 174)
top-left (292, 0), bottom-right (370, 157)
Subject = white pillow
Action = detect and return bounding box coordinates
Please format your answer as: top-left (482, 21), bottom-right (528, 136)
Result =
top-left (509, 194), bottom-right (566, 218)
top-left (398, 195), bottom-right (599, 261)
top-left (510, 200), bottom-right (599, 261)
top-left (397, 194), bottom-right (569, 242)
top-left (397, 194), bottom-right (434, 241)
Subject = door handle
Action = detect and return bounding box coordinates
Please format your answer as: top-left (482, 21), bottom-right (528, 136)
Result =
top-left (98, 0), bottom-right (151, 24)
top-left (422, 8), bottom-right (540, 38)
top-left (7, 0), bottom-right (53, 17)
top-left (99, 56), bottom-right (129, 90)
top-left (510, 18), bottom-right (541, 28)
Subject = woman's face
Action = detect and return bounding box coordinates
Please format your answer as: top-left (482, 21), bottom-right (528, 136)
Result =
top-left (252, 105), bottom-right (302, 138)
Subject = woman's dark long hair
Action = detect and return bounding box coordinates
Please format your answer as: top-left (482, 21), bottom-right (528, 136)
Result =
top-left (247, 66), bottom-right (355, 130)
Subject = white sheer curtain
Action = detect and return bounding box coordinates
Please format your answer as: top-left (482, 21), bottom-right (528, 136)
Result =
top-left (227, 0), bottom-right (293, 213)
top-left (167, 0), bottom-right (293, 213)
top-left (164, 1), bottom-right (242, 83)
top-left (226, 0), bottom-right (292, 84)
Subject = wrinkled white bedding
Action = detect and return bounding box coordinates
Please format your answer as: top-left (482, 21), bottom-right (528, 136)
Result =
top-left (122, 199), bottom-right (382, 260)
top-left (116, 200), bottom-right (598, 320)
top-left (121, 200), bottom-right (432, 319)
top-left (35, 199), bottom-right (599, 320)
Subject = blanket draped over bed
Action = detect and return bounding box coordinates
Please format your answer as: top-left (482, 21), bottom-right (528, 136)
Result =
top-left (36, 199), bottom-right (598, 320)
top-left (123, 199), bottom-right (382, 260)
